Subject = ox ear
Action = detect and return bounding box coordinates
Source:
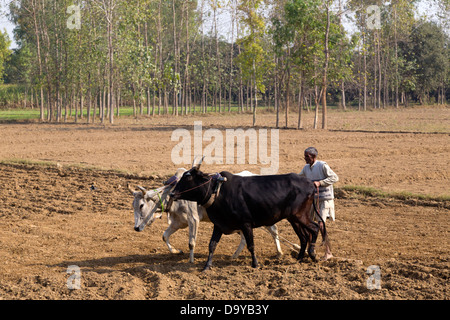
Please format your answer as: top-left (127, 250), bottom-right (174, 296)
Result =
top-left (174, 168), bottom-right (187, 179)
top-left (146, 191), bottom-right (159, 202)
top-left (164, 175), bottom-right (179, 186)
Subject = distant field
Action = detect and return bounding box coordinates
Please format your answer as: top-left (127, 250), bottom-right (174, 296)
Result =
top-left (1, 104), bottom-right (449, 133)
top-left (0, 105), bottom-right (248, 121)
top-left (0, 105), bottom-right (448, 300)
top-left (1, 105), bottom-right (448, 197)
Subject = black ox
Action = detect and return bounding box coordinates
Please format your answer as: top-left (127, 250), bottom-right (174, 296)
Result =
top-left (169, 158), bottom-right (330, 271)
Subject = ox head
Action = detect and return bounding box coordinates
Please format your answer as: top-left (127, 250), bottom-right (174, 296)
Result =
top-left (170, 156), bottom-right (211, 204)
top-left (128, 168), bottom-right (187, 232)
top-left (128, 185), bottom-right (167, 232)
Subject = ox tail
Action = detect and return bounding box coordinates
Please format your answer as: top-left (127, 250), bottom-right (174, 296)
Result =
top-left (312, 197), bottom-right (331, 250)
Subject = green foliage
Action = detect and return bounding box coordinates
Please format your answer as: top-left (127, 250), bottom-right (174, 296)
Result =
top-left (2, 0), bottom-right (449, 122)
top-left (0, 29), bottom-right (12, 84)
top-left (4, 44), bottom-right (32, 85)
top-left (0, 84), bottom-right (27, 108)
top-left (409, 20), bottom-right (449, 95)
top-left (235, 0), bottom-right (267, 93)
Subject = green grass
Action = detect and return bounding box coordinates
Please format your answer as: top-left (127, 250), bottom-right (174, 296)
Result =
top-left (0, 104), bottom-right (254, 122)
top-left (0, 158), bottom-right (57, 167)
top-left (338, 185), bottom-right (450, 202)
top-left (0, 108), bottom-right (42, 121)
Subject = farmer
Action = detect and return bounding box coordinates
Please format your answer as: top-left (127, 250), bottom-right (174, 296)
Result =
top-left (299, 147), bottom-right (338, 260)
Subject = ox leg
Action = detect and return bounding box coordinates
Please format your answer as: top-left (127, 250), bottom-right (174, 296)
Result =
top-left (292, 200), bottom-right (321, 262)
top-left (241, 225), bottom-right (258, 268)
top-left (294, 222), bottom-right (319, 262)
top-left (188, 215), bottom-right (200, 263)
top-left (306, 222), bottom-right (320, 262)
top-left (264, 225), bottom-right (283, 257)
top-left (163, 225), bottom-right (183, 255)
top-left (231, 232), bottom-right (246, 259)
top-left (298, 217), bottom-right (320, 262)
top-left (203, 226), bottom-right (223, 272)
top-left (298, 229), bottom-right (309, 262)
top-left (288, 218), bottom-right (308, 262)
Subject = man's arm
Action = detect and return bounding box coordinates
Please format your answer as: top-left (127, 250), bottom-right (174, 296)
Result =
top-left (298, 166), bottom-right (305, 176)
top-left (319, 162), bottom-right (339, 187)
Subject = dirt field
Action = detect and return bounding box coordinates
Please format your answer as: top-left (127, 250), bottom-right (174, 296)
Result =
top-left (0, 106), bottom-right (448, 300)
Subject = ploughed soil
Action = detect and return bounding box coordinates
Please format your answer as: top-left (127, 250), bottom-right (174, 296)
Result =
top-left (0, 107), bottom-right (448, 300)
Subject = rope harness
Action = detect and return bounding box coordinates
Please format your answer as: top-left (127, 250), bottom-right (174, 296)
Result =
top-left (155, 189), bottom-right (165, 212)
top-left (171, 173), bottom-right (227, 209)
top-left (202, 173), bottom-right (227, 208)
top-left (174, 176), bottom-right (213, 196)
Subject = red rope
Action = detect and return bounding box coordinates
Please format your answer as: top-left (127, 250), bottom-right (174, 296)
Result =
top-left (176, 176), bottom-right (213, 195)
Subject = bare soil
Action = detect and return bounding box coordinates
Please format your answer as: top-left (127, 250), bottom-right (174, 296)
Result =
top-left (0, 107), bottom-right (448, 300)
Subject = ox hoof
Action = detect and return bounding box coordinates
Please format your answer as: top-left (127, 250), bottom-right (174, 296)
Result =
top-left (169, 249), bottom-right (183, 255)
top-left (202, 262), bottom-right (213, 272)
top-left (308, 252), bottom-right (317, 262)
top-left (321, 253), bottom-right (333, 261)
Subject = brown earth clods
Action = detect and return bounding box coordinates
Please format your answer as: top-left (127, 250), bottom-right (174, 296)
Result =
top-left (0, 107), bottom-right (448, 300)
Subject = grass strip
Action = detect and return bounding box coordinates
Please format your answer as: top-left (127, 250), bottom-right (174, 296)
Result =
top-left (338, 185), bottom-right (450, 203)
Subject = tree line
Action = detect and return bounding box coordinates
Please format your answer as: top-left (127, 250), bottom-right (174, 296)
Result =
top-left (2, 0), bottom-right (449, 127)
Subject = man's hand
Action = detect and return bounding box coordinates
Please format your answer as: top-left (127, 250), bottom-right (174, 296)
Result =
top-left (313, 181), bottom-right (321, 188)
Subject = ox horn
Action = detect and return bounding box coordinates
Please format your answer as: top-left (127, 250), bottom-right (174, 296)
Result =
top-left (137, 186), bottom-right (147, 197)
top-left (192, 156), bottom-right (199, 168)
top-left (192, 155), bottom-right (205, 170)
top-left (127, 183), bottom-right (135, 195)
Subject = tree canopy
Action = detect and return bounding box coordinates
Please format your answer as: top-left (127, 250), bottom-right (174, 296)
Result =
top-left (2, 0), bottom-right (449, 125)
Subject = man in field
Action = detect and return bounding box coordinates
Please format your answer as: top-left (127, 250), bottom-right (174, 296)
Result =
top-left (299, 147), bottom-right (338, 260)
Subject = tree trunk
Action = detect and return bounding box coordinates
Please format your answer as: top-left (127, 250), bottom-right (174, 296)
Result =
top-left (393, 5), bottom-right (399, 108)
top-left (172, 0), bottom-right (179, 116)
top-left (297, 75), bottom-right (303, 129)
top-left (377, 30), bottom-right (382, 109)
top-left (363, 25), bottom-right (367, 111)
top-left (321, 1), bottom-right (330, 129)
top-left (275, 55), bottom-right (279, 128)
top-left (285, 49), bottom-right (290, 128)
top-left (31, 0), bottom-right (45, 121)
top-left (314, 85), bottom-right (319, 129)
top-left (229, 0), bottom-right (236, 112)
top-left (253, 60), bottom-right (257, 127)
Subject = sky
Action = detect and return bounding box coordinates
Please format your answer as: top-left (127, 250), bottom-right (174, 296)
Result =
top-left (0, 0), bottom-right (15, 48)
top-left (0, 0), bottom-right (444, 51)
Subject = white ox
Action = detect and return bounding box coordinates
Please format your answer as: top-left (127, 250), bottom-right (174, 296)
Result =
top-left (128, 169), bottom-right (284, 263)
